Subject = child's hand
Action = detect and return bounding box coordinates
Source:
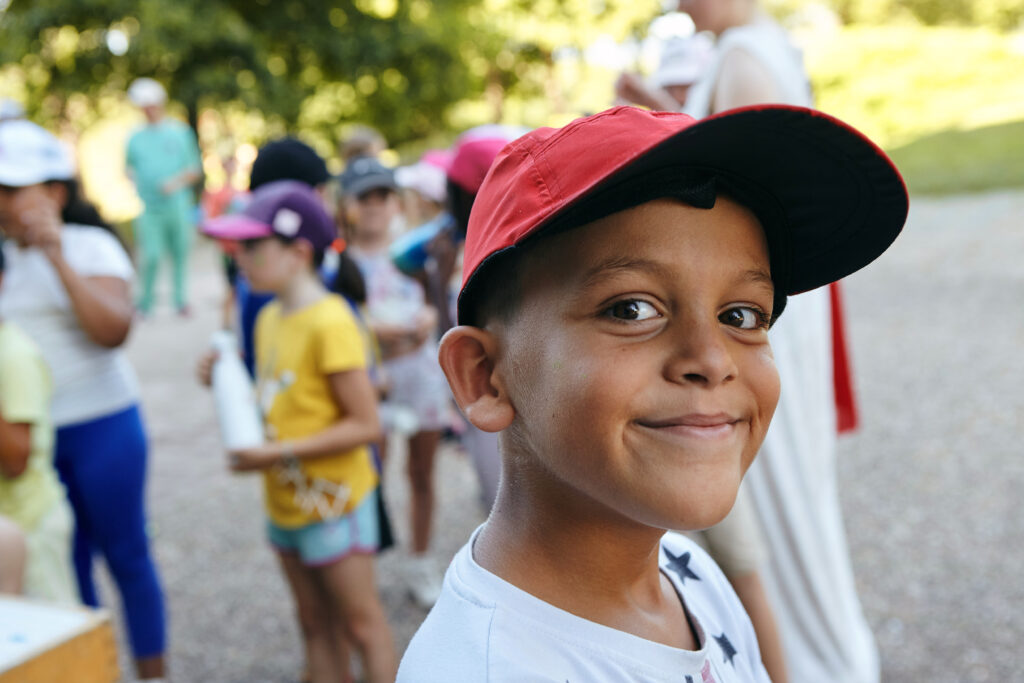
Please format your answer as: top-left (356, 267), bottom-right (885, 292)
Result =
top-left (196, 349), bottom-right (219, 387)
top-left (20, 195), bottom-right (63, 260)
top-left (228, 444), bottom-right (282, 472)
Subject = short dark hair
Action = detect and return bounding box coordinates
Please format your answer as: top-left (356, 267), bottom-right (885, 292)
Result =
top-left (250, 138), bottom-right (329, 191)
top-left (462, 247), bottom-right (522, 328)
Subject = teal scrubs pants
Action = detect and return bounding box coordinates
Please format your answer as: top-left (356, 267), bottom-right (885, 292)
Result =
top-left (134, 197), bottom-right (193, 313)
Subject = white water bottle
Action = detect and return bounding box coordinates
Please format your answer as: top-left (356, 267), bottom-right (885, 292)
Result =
top-left (210, 330), bottom-right (265, 450)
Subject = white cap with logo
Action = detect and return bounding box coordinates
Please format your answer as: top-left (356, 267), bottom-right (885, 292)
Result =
top-left (0, 120), bottom-right (75, 187)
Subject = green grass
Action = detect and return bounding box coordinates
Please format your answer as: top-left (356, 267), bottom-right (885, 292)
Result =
top-left (803, 26), bottom-right (1024, 194)
top-left (886, 119), bottom-right (1024, 195)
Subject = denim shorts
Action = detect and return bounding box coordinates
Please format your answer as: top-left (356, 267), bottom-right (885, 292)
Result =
top-left (267, 488), bottom-right (380, 566)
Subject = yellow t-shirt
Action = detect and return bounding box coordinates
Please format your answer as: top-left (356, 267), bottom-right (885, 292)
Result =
top-left (0, 322), bottom-right (62, 531)
top-left (254, 295), bottom-right (377, 528)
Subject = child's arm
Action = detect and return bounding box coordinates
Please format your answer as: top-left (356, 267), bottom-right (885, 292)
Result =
top-left (229, 368), bottom-right (381, 471)
top-left (0, 412), bottom-right (31, 479)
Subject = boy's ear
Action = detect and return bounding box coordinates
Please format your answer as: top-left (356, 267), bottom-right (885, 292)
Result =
top-left (438, 325), bottom-right (514, 433)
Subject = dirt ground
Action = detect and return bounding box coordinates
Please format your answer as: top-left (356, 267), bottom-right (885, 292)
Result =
top-left (97, 190), bottom-right (1024, 681)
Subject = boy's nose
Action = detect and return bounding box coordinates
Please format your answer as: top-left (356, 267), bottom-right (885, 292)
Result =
top-left (663, 317), bottom-right (738, 388)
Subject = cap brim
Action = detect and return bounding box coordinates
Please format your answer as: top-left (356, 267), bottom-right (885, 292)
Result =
top-left (201, 214), bottom-right (274, 241)
top-left (0, 159), bottom-right (66, 187)
top-left (631, 106), bottom-right (907, 294)
top-left (536, 105), bottom-right (907, 296)
top-left (0, 167), bottom-right (45, 187)
top-left (346, 175), bottom-right (397, 197)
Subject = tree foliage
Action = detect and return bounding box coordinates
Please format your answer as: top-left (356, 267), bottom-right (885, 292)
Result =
top-left (0, 0), bottom-right (506, 145)
top-left (6, 0), bottom-right (1020, 152)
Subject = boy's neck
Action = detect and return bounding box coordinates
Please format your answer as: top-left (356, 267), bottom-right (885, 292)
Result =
top-left (474, 459), bottom-right (696, 649)
top-left (276, 269), bottom-right (328, 314)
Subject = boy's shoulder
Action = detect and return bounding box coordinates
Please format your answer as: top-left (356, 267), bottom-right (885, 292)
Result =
top-left (398, 530), bottom-right (768, 683)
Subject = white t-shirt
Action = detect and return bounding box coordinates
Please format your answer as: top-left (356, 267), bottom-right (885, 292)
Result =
top-left (683, 16), bottom-right (813, 118)
top-left (398, 529), bottom-right (770, 682)
top-left (0, 225), bottom-right (139, 427)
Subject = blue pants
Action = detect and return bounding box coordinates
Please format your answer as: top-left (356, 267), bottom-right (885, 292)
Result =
top-left (54, 404), bottom-right (166, 658)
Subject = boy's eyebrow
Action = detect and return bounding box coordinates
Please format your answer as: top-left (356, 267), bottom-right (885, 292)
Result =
top-left (741, 268), bottom-right (775, 293)
top-left (578, 256), bottom-right (677, 289)
top-left (578, 258), bottom-right (775, 295)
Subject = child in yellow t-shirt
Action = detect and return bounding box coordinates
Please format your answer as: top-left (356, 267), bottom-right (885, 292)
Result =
top-left (0, 245), bottom-right (77, 603)
top-left (200, 180), bottom-right (397, 682)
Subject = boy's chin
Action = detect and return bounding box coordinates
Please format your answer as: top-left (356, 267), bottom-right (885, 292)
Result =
top-left (636, 490), bottom-right (740, 533)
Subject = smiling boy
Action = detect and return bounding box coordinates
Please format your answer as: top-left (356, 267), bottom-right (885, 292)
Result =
top-left (397, 105), bottom-right (907, 681)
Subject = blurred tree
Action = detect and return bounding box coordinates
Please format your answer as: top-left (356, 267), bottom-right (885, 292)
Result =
top-left (0, 0), bottom-right (504, 145)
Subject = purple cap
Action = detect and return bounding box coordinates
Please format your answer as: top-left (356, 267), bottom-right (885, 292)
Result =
top-left (202, 180), bottom-right (335, 249)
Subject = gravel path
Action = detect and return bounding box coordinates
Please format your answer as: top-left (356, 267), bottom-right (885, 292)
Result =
top-left (100, 190), bottom-right (1024, 681)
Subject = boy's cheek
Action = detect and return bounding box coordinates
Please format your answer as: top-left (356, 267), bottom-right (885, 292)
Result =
top-left (750, 347), bottom-right (781, 438)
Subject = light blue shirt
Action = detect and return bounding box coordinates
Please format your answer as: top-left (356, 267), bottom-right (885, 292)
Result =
top-left (126, 118), bottom-right (201, 208)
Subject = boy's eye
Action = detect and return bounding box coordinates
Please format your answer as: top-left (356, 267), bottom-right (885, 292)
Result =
top-left (606, 299), bottom-right (659, 321)
top-left (719, 306), bottom-right (767, 330)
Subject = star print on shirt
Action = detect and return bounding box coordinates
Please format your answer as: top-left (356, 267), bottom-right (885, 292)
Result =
top-left (664, 548), bottom-right (701, 585)
top-left (714, 632), bottom-right (738, 667)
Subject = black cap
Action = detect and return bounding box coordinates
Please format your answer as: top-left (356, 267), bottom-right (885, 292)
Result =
top-left (339, 156), bottom-right (397, 197)
top-left (249, 138), bottom-right (329, 191)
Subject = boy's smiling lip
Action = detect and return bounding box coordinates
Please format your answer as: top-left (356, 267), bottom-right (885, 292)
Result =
top-left (634, 412), bottom-right (742, 440)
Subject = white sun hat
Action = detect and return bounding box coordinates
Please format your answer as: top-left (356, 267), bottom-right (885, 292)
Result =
top-left (0, 120), bottom-right (75, 187)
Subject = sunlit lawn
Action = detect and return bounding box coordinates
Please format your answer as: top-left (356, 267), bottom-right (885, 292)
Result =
top-left (886, 119), bottom-right (1024, 194)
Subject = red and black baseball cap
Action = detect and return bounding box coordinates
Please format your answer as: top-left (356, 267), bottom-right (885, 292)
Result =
top-left (457, 105), bottom-right (908, 325)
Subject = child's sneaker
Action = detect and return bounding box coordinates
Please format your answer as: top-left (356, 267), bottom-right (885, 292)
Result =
top-left (405, 554), bottom-right (442, 609)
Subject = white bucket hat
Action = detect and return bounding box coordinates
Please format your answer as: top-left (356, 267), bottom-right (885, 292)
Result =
top-left (0, 120), bottom-right (75, 187)
top-left (127, 77), bottom-right (168, 107)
